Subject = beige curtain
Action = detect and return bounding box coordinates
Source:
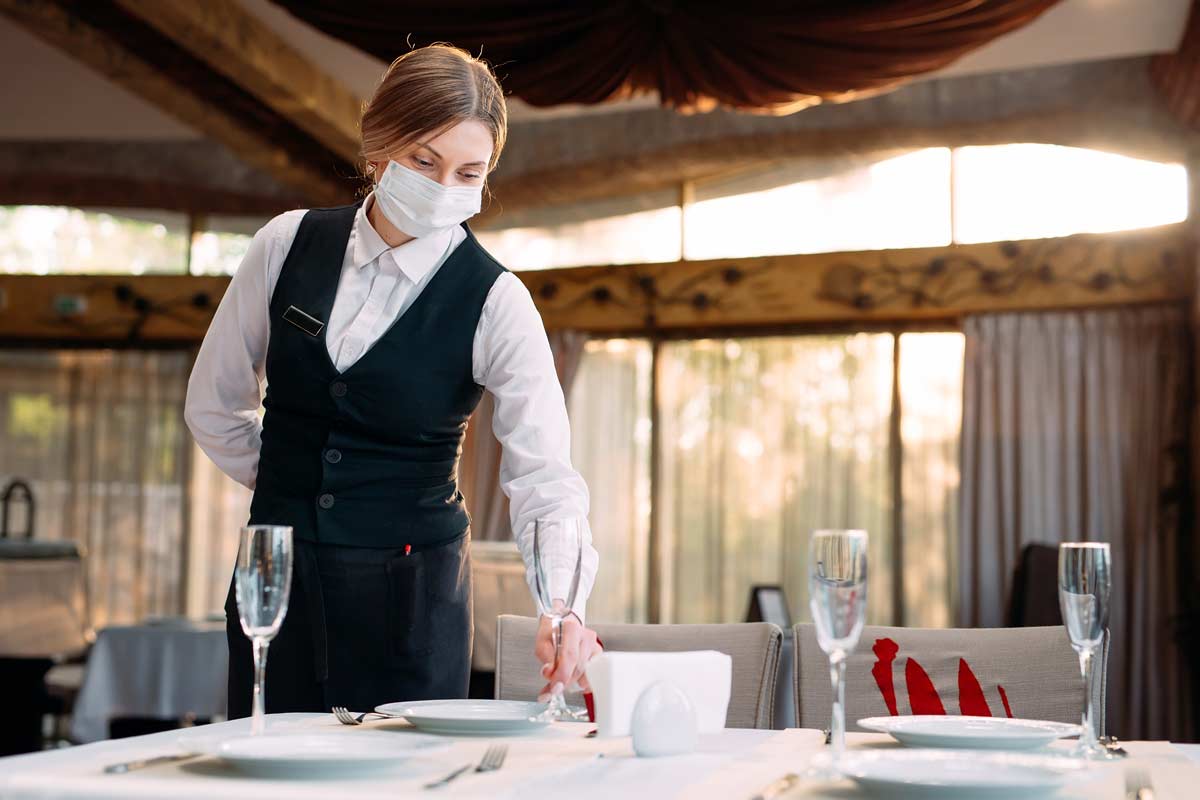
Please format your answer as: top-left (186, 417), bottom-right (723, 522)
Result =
top-left (460, 330), bottom-right (589, 541)
top-left (186, 441), bottom-right (251, 617)
top-left (0, 350), bottom-right (190, 628)
top-left (958, 306), bottom-right (1193, 741)
top-left (657, 334), bottom-right (897, 625)
top-left (567, 339), bottom-right (653, 623)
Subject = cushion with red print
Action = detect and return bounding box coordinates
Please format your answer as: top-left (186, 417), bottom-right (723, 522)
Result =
top-left (793, 624), bottom-right (1105, 733)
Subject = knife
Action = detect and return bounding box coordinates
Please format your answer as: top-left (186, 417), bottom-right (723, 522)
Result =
top-left (750, 772), bottom-right (801, 800)
top-left (104, 752), bottom-right (200, 774)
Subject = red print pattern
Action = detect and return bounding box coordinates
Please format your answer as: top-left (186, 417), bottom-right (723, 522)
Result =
top-left (869, 637), bottom-right (1014, 718)
top-left (871, 638), bottom-right (900, 716)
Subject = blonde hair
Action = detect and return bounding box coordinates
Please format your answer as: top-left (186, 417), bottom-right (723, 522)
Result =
top-left (360, 44), bottom-right (507, 178)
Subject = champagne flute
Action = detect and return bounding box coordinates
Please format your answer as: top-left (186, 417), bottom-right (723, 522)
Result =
top-left (1058, 542), bottom-right (1114, 760)
top-left (808, 529), bottom-right (868, 773)
top-left (234, 525), bottom-right (293, 736)
top-left (532, 517), bottom-right (584, 720)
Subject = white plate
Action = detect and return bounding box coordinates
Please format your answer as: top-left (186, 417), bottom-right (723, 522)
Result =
top-left (857, 715), bottom-right (1082, 750)
top-left (839, 749), bottom-right (1089, 798)
top-left (188, 730), bottom-right (447, 778)
top-left (376, 699), bottom-right (550, 735)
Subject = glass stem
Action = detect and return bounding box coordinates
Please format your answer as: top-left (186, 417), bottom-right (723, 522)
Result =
top-left (552, 614), bottom-right (563, 672)
top-left (1078, 647), bottom-right (1095, 749)
top-left (251, 637), bottom-right (269, 735)
top-left (829, 653), bottom-right (847, 762)
top-left (550, 614), bottom-right (565, 709)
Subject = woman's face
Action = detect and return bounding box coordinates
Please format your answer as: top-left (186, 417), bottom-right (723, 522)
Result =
top-left (375, 119), bottom-right (494, 189)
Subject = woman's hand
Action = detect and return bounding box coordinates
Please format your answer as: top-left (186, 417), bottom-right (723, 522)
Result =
top-left (534, 613), bottom-right (603, 701)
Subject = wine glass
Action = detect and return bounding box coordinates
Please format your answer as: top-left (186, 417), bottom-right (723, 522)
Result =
top-left (532, 517), bottom-right (584, 721)
top-left (1058, 542), bottom-right (1114, 760)
top-left (234, 525), bottom-right (293, 735)
top-left (808, 529), bottom-right (868, 774)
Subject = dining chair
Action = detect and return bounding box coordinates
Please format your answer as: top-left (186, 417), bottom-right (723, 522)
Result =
top-left (793, 623), bottom-right (1108, 735)
top-left (494, 615), bottom-right (783, 728)
top-left (1007, 543), bottom-right (1063, 627)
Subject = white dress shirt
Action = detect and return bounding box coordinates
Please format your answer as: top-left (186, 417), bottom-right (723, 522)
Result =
top-left (185, 194), bottom-right (597, 618)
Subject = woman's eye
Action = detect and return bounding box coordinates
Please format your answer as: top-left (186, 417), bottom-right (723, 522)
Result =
top-left (461, 172), bottom-right (481, 181)
top-left (413, 157), bottom-right (434, 168)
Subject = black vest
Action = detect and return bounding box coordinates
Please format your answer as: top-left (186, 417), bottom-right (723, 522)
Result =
top-left (249, 203), bottom-right (506, 547)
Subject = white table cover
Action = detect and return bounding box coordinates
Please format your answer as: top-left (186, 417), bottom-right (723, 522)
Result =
top-left (2, 713), bottom-right (1198, 799)
top-left (70, 620), bottom-right (227, 743)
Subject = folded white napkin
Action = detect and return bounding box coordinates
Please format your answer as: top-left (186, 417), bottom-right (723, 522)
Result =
top-left (586, 650), bottom-right (732, 737)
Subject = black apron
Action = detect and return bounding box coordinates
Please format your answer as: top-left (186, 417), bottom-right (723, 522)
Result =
top-left (225, 203), bottom-right (504, 716)
top-left (225, 534), bottom-right (471, 716)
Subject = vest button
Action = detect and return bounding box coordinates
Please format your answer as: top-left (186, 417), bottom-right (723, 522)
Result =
top-left (317, 493), bottom-right (335, 509)
top-left (324, 449), bottom-right (342, 464)
top-left (330, 381), bottom-right (347, 398)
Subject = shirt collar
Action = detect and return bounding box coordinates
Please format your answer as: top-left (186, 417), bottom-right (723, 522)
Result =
top-left (351, 192), bottom-right (454, 283)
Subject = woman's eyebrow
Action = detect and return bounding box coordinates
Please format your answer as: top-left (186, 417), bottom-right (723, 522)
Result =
top-left (414, 141), bottom-right (486, 168)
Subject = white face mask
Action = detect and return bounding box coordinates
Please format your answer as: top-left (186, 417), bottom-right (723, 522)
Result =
top-left (373, 160), bottom-right (483, 238)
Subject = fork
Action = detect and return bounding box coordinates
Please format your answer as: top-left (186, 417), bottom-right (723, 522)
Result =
top-left (331, 706), bottom-right (388, 725)
top-left (424, 744), bottom-right (508, 789)
top-left (1124, 762), bottom-right (1155, 800)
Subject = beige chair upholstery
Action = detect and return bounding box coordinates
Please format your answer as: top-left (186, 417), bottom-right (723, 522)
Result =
top-left (496, 615), bottom-right (783, 729)
top-left (793, 624), bottom-right (1107, 735)
top-left (469, 541), bottom-right (536, 672)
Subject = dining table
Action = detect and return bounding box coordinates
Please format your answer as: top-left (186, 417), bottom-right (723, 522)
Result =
top-left (1, 712), bottom-right (1197, 799)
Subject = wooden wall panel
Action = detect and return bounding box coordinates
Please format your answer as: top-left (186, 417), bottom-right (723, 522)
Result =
top-left (0, 225), bottom-right (1190, 345)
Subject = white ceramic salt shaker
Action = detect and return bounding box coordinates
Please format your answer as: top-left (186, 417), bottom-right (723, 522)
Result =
top-left (630, 680), bottom-right (699, 757)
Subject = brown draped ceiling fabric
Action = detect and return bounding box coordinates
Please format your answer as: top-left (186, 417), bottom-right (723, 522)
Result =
top-left (272, 1), bottom-right (1063, 114)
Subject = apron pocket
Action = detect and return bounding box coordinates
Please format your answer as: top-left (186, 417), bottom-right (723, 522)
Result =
top-left (386, 553), bottom-right (433, 660)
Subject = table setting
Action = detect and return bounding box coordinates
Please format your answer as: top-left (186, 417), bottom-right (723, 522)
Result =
top-left (2, 526), bottom-right (1198, 798)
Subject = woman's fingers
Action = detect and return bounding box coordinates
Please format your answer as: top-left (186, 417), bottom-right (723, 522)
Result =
top-left (533, 613), bottom-right (602, 699)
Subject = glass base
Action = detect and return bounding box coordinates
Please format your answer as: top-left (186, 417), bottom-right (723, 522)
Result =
top-left (801, 751), bottom-right (842, 781)
top-left (1071, 741), bottom-right (1120, 761)
top-left (538, 702), bottom-right (590, 722)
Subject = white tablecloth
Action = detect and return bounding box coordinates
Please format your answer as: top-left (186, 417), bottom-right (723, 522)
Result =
top-left (70, 621), bottom-right (227, 743)
top-left (3, 713), bottom-right (1198, 799)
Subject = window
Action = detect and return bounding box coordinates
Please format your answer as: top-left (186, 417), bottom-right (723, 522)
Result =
top-left (0, 206), bottom-right (189, 274)
top-left (952, 144), bottom-right (1188, 243)
top-left (476, 205), bottom-right (682, 271)
top-left (683, 149), bottom-right (953, 259)
top-left (569, 331), bottom-right (963, 626)
top-left (474, 144), bottom-right (1186, 269)
top-left (188, 214), bottom-right (269, 276)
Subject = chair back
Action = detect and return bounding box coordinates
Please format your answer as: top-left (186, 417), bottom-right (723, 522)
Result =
top-left (1007, 543), bottom-right (1063, 627)
top-left (793, 623), bottom-right (1106, 734)
top-left (495, 615), bottom-right (782, 728)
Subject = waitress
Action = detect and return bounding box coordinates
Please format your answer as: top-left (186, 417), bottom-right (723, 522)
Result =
top-left (185, 44), bottom-right (601, 715)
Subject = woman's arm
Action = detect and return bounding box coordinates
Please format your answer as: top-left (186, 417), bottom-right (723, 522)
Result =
top-left (475, 273), bottom-right (600, 619)
top-left (184, 212), bottom-right (303, 489)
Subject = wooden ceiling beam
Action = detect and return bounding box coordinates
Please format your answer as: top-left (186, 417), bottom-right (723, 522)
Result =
top-left (112, 0), bottom-right (364, 164)
top-left (0, 0), bottom-right (352, 206)
top-left (0, 140), bottom-right (308, 215)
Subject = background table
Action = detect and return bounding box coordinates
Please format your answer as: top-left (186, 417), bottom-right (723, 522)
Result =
top-left (70, 619), bottom-right (227, 743)
top-left (2, 713), bottom-right (1198, 799)
top-left (0, 538), bottom-right (90, 754)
